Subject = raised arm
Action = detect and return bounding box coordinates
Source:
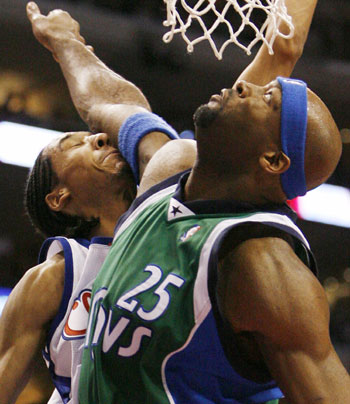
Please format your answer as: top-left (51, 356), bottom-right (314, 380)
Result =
top-left (26, 2), bottom-right (152, 137)
top-left (26, 1), bottom-right (174, 180)
top-left (0, 254), bottom-right (64, 404)
top-left (235, 0), bottom-right (317, 86)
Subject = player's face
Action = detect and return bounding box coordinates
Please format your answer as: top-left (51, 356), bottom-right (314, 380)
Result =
top-left (44, 131), bottom-right (134, 197)
top-left (194, 79), bottom-right (282, 135)
top-left (193, 79), bottom-right (284, 171)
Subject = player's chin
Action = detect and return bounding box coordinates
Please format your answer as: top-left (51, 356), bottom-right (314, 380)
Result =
top-left (114, 160), bottom-right (135, 181)
top-left (193, 104), bottom-right (219, 129)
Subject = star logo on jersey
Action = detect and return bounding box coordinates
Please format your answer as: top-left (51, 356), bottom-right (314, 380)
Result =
top-left (63, 289), bottom-right (91, 340)
top-left (167, 198), bottom-right (195, 221)
top-left (180, 225), bottom-right (201, 242)
top-left (171, 205), bottom-right (182, 216)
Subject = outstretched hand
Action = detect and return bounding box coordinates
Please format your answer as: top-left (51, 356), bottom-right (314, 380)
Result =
top-left (26, 1), bottom-right (93, 62)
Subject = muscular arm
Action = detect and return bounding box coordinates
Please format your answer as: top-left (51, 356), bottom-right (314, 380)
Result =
top-left (26, 2), bottom-right (151, 137)
top-left (0, 254), bottom-right (64, 404)
top-left (218, 233), bottom-right (350, 403)
top-left (235, 0), bottom-right (317, 86)
top-left (26, 2), bottom-right (170, 178)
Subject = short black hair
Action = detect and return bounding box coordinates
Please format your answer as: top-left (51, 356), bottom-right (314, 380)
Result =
top-left (24, 150), bottom-right (99, 239)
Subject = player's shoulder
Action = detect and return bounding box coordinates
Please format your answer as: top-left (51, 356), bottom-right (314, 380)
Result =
top-left (217, 223), bottom-right (312, 306)
top-left (218, 228), bottom-right (326, 345)
top-left (23, 252), bottom-right (65, 303)
top-left (26, 251), bottom-right (65, 280)
top-left (218, 221), bottom-right (295, 261)
top-left (4, 253), bottom-right (66, 328)
top-left (138, 139), bottom-right (196, 195)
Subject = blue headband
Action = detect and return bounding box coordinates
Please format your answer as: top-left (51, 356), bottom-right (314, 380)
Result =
top-left (277, 76), bottom-right (308, 200)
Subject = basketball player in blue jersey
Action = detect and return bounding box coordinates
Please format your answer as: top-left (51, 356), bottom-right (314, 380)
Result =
top-left (0, 0), bottom-right (336, 403)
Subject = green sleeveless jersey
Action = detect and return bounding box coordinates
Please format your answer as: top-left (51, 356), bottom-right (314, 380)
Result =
top-left (80, 172), bottom-right (313, 403)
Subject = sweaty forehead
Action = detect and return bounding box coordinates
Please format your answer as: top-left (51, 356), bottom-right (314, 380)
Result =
top-left (44, 131), bottom-right (91, 154)
top-left (58, 131), bottom-right (91, 148)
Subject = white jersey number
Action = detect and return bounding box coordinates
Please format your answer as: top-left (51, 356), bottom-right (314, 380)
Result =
top-left (86, 265), bottom-right (185, 359)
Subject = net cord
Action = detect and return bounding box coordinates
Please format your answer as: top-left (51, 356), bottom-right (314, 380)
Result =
top-left (163, 0), bottom-right (294, 60)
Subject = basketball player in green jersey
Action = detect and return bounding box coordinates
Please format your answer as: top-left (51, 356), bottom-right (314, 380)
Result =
top-left (78, 72), bottom-right (350, 403)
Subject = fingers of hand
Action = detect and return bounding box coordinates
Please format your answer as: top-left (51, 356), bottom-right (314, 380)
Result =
top-left (78, 34), bottom-right (86, 44)
top-left (47, 9), bottom-right (68, 19)
top-left (26, 1), bottom-right (41, 21)
top-left (46, 9), bottom-right (81, 34)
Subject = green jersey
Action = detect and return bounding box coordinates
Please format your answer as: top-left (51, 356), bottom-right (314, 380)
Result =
top-left (80, 172), bottom-right (313, 403)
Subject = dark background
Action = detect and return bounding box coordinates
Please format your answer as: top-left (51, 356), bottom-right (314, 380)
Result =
top-left (0, 2), bottom-right (349, 397)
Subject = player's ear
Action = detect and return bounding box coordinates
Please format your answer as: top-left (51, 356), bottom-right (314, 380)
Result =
top-left (45, 187), bottom-right (71, 212)
top-left (259, 151), bottom-right (290, 174)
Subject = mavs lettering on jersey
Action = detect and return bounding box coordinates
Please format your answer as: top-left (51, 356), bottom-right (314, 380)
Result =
top-left (85, 265), bottom-right (185, 359)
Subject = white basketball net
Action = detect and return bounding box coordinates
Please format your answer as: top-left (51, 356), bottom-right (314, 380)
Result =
top-left (163, 0), bottom-right (294, 60)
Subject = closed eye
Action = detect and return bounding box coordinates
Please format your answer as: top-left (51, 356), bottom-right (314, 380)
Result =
top-left (58, 133), bottom-right (88, 151)
top-left (65, 140), bottom-right (84, 151)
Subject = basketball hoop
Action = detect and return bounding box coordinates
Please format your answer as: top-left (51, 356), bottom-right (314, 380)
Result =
top-left (162, 0), bottom-right (294, 60)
